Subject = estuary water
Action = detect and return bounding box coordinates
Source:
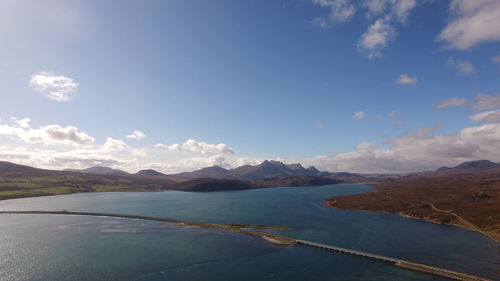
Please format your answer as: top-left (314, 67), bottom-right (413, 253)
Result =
top-left (0, 184), bottom-right (498, 281)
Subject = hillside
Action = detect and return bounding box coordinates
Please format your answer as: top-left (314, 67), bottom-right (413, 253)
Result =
top-left (174, 160), bottom-right (363, 181)
top-left (326, 160), bottom-right (500, 241)
top-left (0, 161), bottom-right (344, 200)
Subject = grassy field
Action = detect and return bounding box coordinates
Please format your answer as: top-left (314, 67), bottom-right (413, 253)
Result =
top-left (0, 175), bottom-right (156, 200)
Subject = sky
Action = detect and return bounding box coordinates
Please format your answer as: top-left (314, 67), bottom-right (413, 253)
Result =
top-left (1, 0), bottom-right (500, 174)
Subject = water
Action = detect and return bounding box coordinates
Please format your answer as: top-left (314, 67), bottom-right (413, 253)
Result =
top-left (0, 184), bottom-right (498, 281)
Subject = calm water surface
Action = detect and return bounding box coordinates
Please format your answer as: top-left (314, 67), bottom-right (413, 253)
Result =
top-left (0, 184), bottom-right (498, 281)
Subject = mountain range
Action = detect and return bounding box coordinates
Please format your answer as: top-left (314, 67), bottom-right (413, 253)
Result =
top-left (1, 159), bottom-right (499, 201)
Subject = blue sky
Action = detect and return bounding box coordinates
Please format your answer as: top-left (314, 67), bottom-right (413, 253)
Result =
top-left (1, 0), bottom-right (500, 173)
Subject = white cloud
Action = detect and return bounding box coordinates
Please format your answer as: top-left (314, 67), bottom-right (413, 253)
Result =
top-left (312, 0), bottom-right (417, 58)
top-left (102, 138), bottom-right (128, 152)
top-left (435, 98), bottom-right (468, 110)
top-left (353, 111), bottom-right (366, 120)
top-left (469, 110), bottom-right (500, 124)
top-left (0, 118), bottom-right (94, 146)
top-left (392, 0), bottom-right (417, 23)
top-left (311, 0), bottom-right (357, 24)
top-left (438, 0), bottom-right (500, 50)
top-left (156, 139), bottom-right (234, 155)
top-left (11, 117), bottom-right (31, 129)
top-left (301, 123), bottom-right (500, 173)
top-left (126, 130), bottom-right (146, 140)
top-left (363, 0), bottom-right (416, 23)
top-left (355, 141), bottom-right (374, 151)
top-left (472, 93), bottom-right (500, 110)
top-left (29, 71), bottom-right (78, 102)
top-left (396, 74), bottom-right (418, 85)
top-left (446, 58), bottom-right (476, 75)
top-left (358, 18), bottom-right (395, 58)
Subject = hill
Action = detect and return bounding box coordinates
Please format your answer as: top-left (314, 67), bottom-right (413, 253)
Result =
top-left (0, 161), bottom-right (344, 200)
top-left (65, 166), bottom-right (129, 175)
top-left (174, 160), bottom-right (362, 181)
top-left (136, 169), bottom-right (166, 177)
top-left (327, 159), bottom-right (500, 241)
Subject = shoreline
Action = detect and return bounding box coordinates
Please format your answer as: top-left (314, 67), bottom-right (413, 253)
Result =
top-left (325, 185), bottom-right (500, 243)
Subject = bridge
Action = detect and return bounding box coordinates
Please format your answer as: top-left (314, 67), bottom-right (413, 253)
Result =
top-left (0, 210), bottom-right (492, 281)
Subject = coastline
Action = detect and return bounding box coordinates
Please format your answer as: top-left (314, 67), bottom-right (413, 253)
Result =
top-left (325, 185), bottom-right (500, 243)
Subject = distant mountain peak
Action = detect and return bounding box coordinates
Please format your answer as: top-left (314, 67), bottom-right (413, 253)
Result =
top-left (71, 166), bottom-right (129, 175)
top-left (136, 169), bottom-right (165, 176)
top-left (437, 159), bottom-right (500, 173)
top-left (307, 166), bottom-right (320, 173)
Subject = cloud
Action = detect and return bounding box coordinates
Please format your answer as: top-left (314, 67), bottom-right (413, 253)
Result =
top-left (29, 71), bottom-right (78, 102)
top-left (438, 0), bottom-right (500, 50)
top-left (0, 118), bottom-right (95, 146)
top-left (102, 138), bottom-right (128, 152)
top-left (312, 0), bottom-right (417, 58)
top-left (156, 139), bottom-right (234, 155)
top-left (126, 130), bottom-right (146, 140)
top-left (358, 18), bottom-right (395, 58)
top-left (469, 110), bottom-right (500, 124)
top-left (435, 98), bottom-right (468, 110)
top-left (363, 0), bottom-right (417, 23)
top-left (353, 111), bottom-right (366, 120)
top-left (446, 58), bottom-right (476, 75)
top-left (472, 93), bottom-right (500, 110)
top-left (11, 117), bottom-right (31, 129)
top-left (396, 74), bottom-right (418, 85)
top-left (301, 123), bottom-right (500, 173)
top-left (311, 0), bottom-right (357, 24)
top-left (355, 141), bottom-right (374, 151)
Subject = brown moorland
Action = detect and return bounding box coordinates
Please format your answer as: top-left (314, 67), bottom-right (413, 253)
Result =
top-left (326, 166), bottom-right (500, 242)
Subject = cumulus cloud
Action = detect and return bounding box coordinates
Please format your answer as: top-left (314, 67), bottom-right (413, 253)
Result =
top-left (102, 138), bottom-right (128, 152)
top-left (353, 111), bottom-right (366, 120)
top-left (358, 18), bottom-right (395, 58)
top-left (126, 130), bottom-right (146, 140)
top-left (312, 0), bottom-right (417, 58)
top-left (438, 0), bottom-right (500, 50)
top-left (396, 74), bottom-right (418, 85)
top-left (364, 0), bottom-right (416, 23)
top-left (435, 97), bottom-right (468, 110)
top-left (355, 141), bottom-right (374, 151)
top-left (0, 118), bottom-right (95, 146)
top-left (446, 58), bottom-right (476, 75)
top-left (472, 93), bottom-right (500, 110)
top-left (156, 139), bottom-right (234, 155)
top-left (29, 71), bottom-right (78, 102)
top-left (301, 123), bottom-right (500, 173)
top-left (311, 0), bottom-right (357, 25)
top-left (469, 110), bottom-right (500, 124)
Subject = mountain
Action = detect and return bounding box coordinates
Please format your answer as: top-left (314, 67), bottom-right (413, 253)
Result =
top-left (175, 166), bottom-right (233, 179)
top-left (66, 166), bottom-right (129, 175)
top-left (136, 169), bottom-right (166, 177)
top-left (436, 160), bottom-right (500, 174)
top-left (173, 160), bottom-right (331, 180)
top-left (0, 160), bottom-right (347, 200)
